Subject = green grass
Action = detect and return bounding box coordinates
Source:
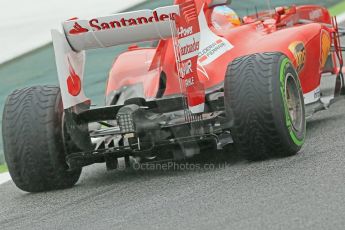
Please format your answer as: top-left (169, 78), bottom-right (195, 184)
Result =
top-left (329, 0), bottom-right (345, 16)
top-left (0, 164), bottom-right (8, 173)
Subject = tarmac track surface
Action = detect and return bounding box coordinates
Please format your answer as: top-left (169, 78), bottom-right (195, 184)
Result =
top-left (1, 9), bottom-right (345, 230)
top-left (1, 97), bottom-right (345, 230)
top-left (1, 61), bottom-right (345, 230)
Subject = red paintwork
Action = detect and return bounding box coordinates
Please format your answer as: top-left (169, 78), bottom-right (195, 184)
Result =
top-left (107, 48), bottom-right (161, 98)
top-left (106, 1), bottom-right (336, 99)
top-left (69, 22), bottom-right (89, 35)
top-left (67, 58), bottom-right (82, 96)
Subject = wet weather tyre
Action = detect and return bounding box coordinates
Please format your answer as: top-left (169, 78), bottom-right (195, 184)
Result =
top-left (224, 52), bottom-right (306, 161)
top-left (2, 86), bottom-right (81, 192)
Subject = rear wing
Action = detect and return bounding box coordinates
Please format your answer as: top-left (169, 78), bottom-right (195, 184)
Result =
top-left (63, 6), bottom-right (179, 51)
top-left (52, 5), bottom-right (179, 109)
top-left (52, 1), bottom-right (207, 114)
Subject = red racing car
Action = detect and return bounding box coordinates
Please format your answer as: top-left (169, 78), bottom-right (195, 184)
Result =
top-left (2, 0), bottom-right (345, 192)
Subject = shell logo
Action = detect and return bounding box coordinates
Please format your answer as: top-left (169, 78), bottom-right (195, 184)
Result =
top-left (320, 30), bottom-right (331, 68)
top-left (289, 41), bottom-right (306, 73)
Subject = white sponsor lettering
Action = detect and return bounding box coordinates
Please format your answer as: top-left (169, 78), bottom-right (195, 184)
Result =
top-left (179, 60), bottom-right (193, 79)
top-left (178, 26), bottom-right (193, 37)
top-left (185, 77), bottom-right (195, 87)
top-left (178, 33), bottom-right (201, 61)
top-left (309, 9), bottom-right (322, 21)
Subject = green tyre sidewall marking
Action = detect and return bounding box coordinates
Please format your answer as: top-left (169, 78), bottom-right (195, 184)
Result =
top-left (279, 58), bottom-right (305, 147)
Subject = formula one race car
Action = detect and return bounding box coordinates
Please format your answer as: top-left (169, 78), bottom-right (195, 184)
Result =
top-left (3, 0), bottom-right (345, 192)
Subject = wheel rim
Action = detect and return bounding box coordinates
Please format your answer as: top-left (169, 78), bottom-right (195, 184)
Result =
top-left (285, 73), bottom-right (303, 132)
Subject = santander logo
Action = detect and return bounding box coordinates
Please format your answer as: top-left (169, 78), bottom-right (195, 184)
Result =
top-left (69, 22), bottom-right (89, 35)
top-left (69, 11), bottom-right (176, 35)
top-left (66, 58), bottom-right (81, 97)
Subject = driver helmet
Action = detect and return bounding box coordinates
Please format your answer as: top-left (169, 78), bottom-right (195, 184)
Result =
top-left (211, 5), bottom-right (241, 30)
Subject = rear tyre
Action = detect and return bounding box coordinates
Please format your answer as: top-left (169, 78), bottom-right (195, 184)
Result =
top-left (2, 86), bottom-right (81, 192)
top-left (224, 52), bottom-right (306, 161)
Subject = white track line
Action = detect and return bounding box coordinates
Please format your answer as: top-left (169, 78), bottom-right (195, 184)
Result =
top-left (0, 173), bottom-right (11, 185)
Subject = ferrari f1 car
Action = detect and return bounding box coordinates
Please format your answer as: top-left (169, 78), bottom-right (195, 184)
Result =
top-left (3, 0), bottom-right (345, 192)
